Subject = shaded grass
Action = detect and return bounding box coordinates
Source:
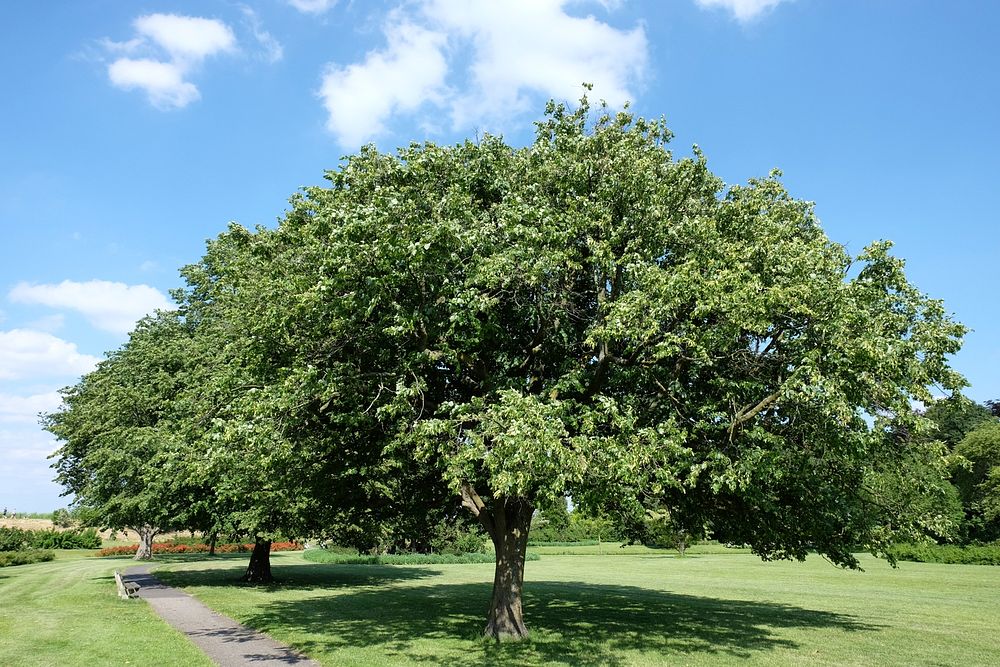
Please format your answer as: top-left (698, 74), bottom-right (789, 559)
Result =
top-left (153, 551), bottom-right (1000, 666)
top-left (0, 552), bottom-right (213, 667)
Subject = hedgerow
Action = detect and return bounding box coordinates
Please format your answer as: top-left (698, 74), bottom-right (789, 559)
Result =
top-left (887, 542), bottom-right (1000, 565)
top-left (96, 541), bottom-right (303, 557)
top-left (0, 526), bottom-right (101, 551)
top-left (0, 550), bottom-right (55, 567)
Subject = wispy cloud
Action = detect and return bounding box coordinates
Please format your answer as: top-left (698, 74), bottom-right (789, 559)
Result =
top-left (9, 280), bottom-right (172, 335)
top-left (103, 13), bottom-right (236, 109)
top-left (287, 0), bottom-right (338, 14)
top-left (0, 391), bottom-right (63, 425)
top-left (318, 0), bottom-right (647, 147)
top-left (241, 6), bottom-right (284, 64)
top-left (694, 0), bottom-right (791, 22)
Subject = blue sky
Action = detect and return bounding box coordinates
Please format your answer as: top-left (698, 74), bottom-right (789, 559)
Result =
top-left (1, 0), bottom-right (998, 511)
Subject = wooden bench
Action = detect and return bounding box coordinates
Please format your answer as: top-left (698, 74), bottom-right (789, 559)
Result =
top-left (114, 570), bottom-right (140, 599)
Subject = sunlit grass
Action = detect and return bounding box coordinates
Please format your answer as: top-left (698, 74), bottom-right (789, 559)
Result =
top-left (0, 552), bottom-right (213, 667)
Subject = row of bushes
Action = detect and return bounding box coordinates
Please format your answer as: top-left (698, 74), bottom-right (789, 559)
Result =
top-left (96, 541), bottom-right (304, 557)
top-left (888, 542), bottom-right (1000, 566)
top-left (0, 550), bottom-right (55, 567)
top-left (0, 527), bottom-right (101, 551)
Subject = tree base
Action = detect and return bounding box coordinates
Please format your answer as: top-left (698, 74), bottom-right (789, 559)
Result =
top-left (242, 538), bottom-right (273, 583)
top-left (484, 618), bottom-right (530, 642)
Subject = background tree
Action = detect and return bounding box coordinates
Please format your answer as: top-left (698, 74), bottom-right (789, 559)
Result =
top-left (952, 422), bottom-right (1000, 542)
top-left (919, 394), bottom-right (993, 447)
top-left (184, 98), bottom-right (966, 640)
top-left (46, 313), bottom-right (210, 559)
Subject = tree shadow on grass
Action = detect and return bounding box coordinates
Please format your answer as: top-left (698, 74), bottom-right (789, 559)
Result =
top-left (161, 565), bottom-right (883, 666)
top-left (155, 561), bottom-right (438, 592)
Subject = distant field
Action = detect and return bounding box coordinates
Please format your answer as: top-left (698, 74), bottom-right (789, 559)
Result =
top-left (0, 518), bottom-right (193, 545)
top-left (150, 549), bottom-right (999, 666)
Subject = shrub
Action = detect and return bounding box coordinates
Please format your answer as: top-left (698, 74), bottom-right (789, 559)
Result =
top-left (96, 540), bottom-right (304, 557)
top-left (0, 527), bottom-right (29, 551)
top-left (27, 528), bottom-right (101, 550)
top-left (887, 542), bottom-right (1000, 565)
top-left (1, 527), bottom-right (100, 551)
top-left (0, 550), bottom-right (55, 567)
top-left (51, 508), bottom-right (74, 528)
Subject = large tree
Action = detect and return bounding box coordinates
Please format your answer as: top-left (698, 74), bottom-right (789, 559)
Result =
top-left (46, 312), bottom-right (213, 559)
top-left (186, 99), bottom-right (966, 639)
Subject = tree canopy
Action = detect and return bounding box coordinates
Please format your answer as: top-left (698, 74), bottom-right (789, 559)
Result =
top-left (48, 98), bottom-right (967, 639)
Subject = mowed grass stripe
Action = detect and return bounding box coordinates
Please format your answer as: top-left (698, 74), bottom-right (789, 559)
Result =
top-left (149, 551), bottom-right (1000, 666)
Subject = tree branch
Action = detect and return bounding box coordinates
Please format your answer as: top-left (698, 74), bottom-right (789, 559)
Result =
top-left (729, 390), bottom-right (781, 439)
top-left (460, 482), bottom-right (496, 541)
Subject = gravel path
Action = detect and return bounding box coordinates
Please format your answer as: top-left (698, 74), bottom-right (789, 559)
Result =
top-left (124, 565), bottom-right (320, 667)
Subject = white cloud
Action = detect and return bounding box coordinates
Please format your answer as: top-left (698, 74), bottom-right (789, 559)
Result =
top-left (104, 13), bottom-right (236, 109)
top-left (9, 280), bottom-right (172, 335)
top-left (288, 0), bottom-right (338, 14)
top-left (694, 0), bottom-right (791, 22)
top-left (318, 0), bottom-right (647, 146)
top-left (0, 330), bottom-right (99, 381)
top-left (133, 14), bottom-right (236, 63)
top-left (426, 0), bottom-right (647, 127)
top-left (108, 58), bottom-right (199, 109)
top-left (0, 391), bottom-right (63, 425)
top-left (320, 20), bottom-right (449, 146)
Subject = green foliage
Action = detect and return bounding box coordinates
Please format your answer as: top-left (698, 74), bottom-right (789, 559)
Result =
top-left (51, 508), bottom-right (74, 528)
top-left (529, 509), bottom-right (620, 544)
top-left (0, 527), bottom-right (100, 551)
top-left (27, 528), bottom-right (101, 550)
top-left (953, 421), bottom-right (1000, 541)
top-left (45, 312), bottom-right (219, 538)
top-left (0, 527), bottom-right (28, 551)
top-left (0, 550), bottom-right (55, 567)
top-left (920, 394), bottom-right (994, 447)
top-left (302, 548), bottom-right (538, 566)
top-left (887, 542), bottom-right (1000, 565)
top-left (428, 521), bottom-right (488, 555)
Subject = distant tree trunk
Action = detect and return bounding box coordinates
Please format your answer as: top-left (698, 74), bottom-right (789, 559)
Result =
top-left (133, 525), bottom-right (157, 560)
top-left (461, 484), bottom-right (533, 641)
top-left (242, 537), bottom-right (272, 583)
top-left (208, 531), bottom-right (218, 556)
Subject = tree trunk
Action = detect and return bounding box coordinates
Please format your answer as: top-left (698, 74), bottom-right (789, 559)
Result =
top-left (486, 498), bottom-right (534, 640)
top-left (208, 532), bottom-right (217, 556)
top-left (242, 537), bottom-right (273, 583)
top-left (133, 525), bottom-right (157, 560)
top-left (460, 484), bottom-right (535, 641)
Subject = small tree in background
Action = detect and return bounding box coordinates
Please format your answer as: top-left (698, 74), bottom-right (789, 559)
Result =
top-left (953, 422), bottom-right (1000, 542)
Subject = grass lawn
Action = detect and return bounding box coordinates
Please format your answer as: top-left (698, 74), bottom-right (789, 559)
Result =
top-left (0, 551), bottom-right (213, 667)
top-left (147, 549), bottom-right (1000, 666)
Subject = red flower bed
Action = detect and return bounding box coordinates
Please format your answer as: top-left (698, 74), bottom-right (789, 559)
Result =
top-left (97, 541), bottom-right (303, 557)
